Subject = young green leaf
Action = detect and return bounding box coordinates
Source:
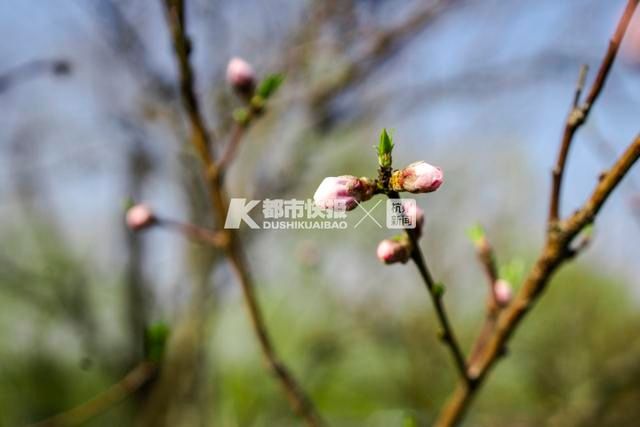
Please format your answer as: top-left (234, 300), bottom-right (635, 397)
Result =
top-left (257, 73), bottom-right (284, 99)
top-left (377, 128), bottom-right (394, 168)
top-left (499, 258), bottom-right (526, 286)
top-left (378, 128), bottom-right (394, 156)
top-left (433, 282), bottom-right (446, 297)
top-left (466, 223), bottom-right (486, 245)
top-left (233, 107), bottom-right (251, 126)
top-left (145, 322), bottom-right (170, 363)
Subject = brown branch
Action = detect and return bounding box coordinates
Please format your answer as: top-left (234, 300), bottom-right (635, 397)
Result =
top-left (467, 234), bottom-right (502, 369)
top-left (474, 235), bottom-right (499, 301)
top-left (436, 135), bottom-right (640, 426)
top-left (584, 121), bottom-right (640, 232)
top-left (161, 1), bottom-right (323, 425)
top-left (29, 362), bottom-right (157, 427)
top-left (549, 0), bottom-right (638, 222)
top-left (436, 3), bottom-right (640, 424)
top-left (388, 192), bottom-right (470, 384)
top-left (409, 241), bottom-right (469, 383)
top-left (163, 0), bottom-right (215, 166)
top-left (158, 217), bottom-right (230, 248)
top-left (216, 123), bottom-right (246, 174)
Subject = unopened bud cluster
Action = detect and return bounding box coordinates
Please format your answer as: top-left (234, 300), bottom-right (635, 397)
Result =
top-left (225, 57), bottom-right (284, 126)
top-left (312, 129), bottom-right (441, 265)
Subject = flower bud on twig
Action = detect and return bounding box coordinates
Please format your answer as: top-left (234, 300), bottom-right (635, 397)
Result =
top-left (226, 57), bottom-right (255, 94)
top-left (391, 161), bottom-right (443, 193)
top-left (376, 237), bottom-right (412, 264)
top-left (126, 204), bottom-right (156, 231)
top-left (494, 279), bottom-right (513, 307)
top-left (313, 176), bottom-right (375, 211)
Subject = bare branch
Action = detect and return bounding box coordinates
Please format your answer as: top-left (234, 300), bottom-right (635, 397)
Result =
top-left (549, 0), bottom-right (638, 223)
top-left (436, 135), bottom-right (640, 427)
top-left (467, 233), bottom-right (503, 370)
top-left (388, 192), bottom-right (470, 384)
top-left (29, 362), bottom-right (157, 427)
top-left (161, 1), bottom-right (324, 425)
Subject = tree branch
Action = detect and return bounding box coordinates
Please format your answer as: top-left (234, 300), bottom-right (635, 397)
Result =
top-left (161, 1), bottom-right (323, 425)
top-left (388, 192), bottom-right (470, 384)
top-left (549, 0), bottom-right (638, 222)
top-left (29, 362), bottom-right (157, 427)
top-left (467, 233), bottom-right (503, 370)
top-left (436, 134), bottom-right (640, 426)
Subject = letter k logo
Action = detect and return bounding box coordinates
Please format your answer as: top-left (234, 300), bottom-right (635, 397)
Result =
top-left (224, 199), bottom-right (261, 229)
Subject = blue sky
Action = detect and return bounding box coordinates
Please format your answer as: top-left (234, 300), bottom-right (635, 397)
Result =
top-left (1, 0), bottom-right (639, 294)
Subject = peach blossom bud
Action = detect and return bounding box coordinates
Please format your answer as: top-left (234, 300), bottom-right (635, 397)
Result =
top-left (126, 204), bottom-right (155, 231)
top-left (391, 161), bottom-right (443, 193)
top-left (313, 175), bottom-right (375, 211)
top-left (494, 279), bottom-right (513, 307)
top-left (226, 57), bottom-right (255, 93)
top-left (376, 238), bottom-right (412, 264)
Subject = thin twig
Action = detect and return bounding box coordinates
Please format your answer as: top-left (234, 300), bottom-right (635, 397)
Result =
top-left (549, 0), bottom-right (637, 223)
top-left (467, 234), bottom-right (502, 370)
top-left (29, 362), bottom-right (157, 427)
top-left (572, 64), bottom-right (589, 108)
top-left (216, 122), bottom-right (247, 175)
top-left (474, 235), bottom-right (499, 302)
top-left (158, 218), bottom-right (230, 248)
top-left (0, 59), bottom-right (70, 94)
top-left (161, 1), bottom-right (323, 425)
top-left (387, 192), bottom-right (470, 383)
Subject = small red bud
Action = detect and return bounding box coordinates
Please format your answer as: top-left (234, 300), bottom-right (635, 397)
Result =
top-left (376, 238), bottom-right (411, 264)
top-left (126, 204), bottom-right (156, 231)
top-left (226, 57), bottom-right (256, 94)
top-left (494, 279), bottom-right (513, 307)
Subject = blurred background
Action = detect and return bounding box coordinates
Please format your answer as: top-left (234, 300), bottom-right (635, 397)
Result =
top-left (1, 0), bottom-right (640, 426)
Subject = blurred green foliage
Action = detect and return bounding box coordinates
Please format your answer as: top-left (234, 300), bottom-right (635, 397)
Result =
top-left (3, 236), bottom-right (638, 427)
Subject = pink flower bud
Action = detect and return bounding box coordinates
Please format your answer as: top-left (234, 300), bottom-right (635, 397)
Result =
top-left (313, 176), bottom-right (375, 211)
top-left (376, 238), bottom-right (412, 264)
top-left (126, 204), bottom-right (155, 231)
top-left (494, 279), bottom-right (513, 307)
top-left (391, 161), bottom-right (443, 193)
top-left (226, 57), bottom-right (255, 92)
